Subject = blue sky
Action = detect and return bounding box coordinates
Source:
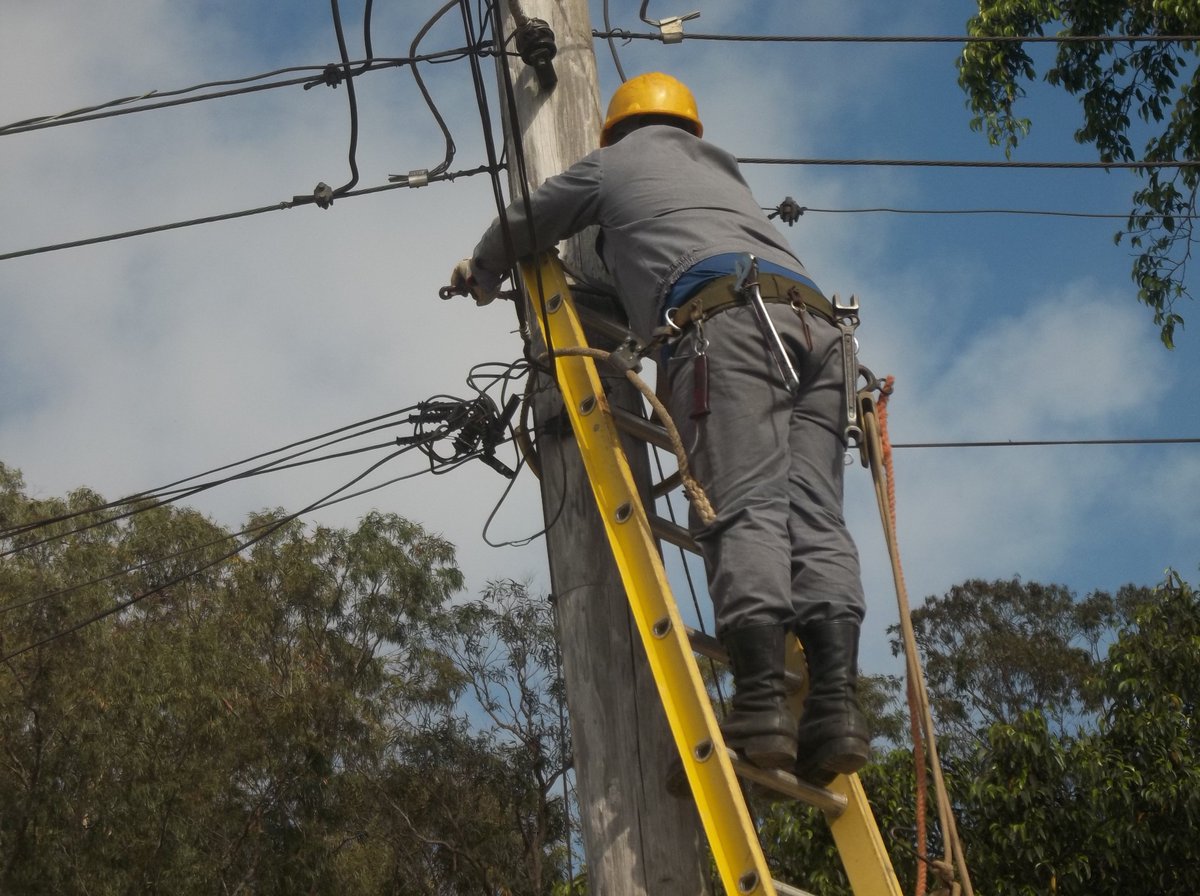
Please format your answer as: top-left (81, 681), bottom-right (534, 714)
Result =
top-left (1, 0), bottom-right (1197, 677)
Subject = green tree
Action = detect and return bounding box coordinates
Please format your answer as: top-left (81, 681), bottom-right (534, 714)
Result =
top-left (759, 573), bottom-right (1198, 895)
top-left (965, 572), bottom-right (1200, 894)
top-left (896, 578), bottom-right (1148, 752)
top-left (0, 463), bottom-right (572, 895)
top-left (957, 1), bottom-right (1200, 346)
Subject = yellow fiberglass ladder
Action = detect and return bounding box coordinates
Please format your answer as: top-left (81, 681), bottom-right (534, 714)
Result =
top-left (519, 253), bottom-right (904, 896)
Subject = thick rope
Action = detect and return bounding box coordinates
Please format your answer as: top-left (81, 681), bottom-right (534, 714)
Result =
top-left (542, 346), bottom-right (717, 525)
top-left (871, 378), bottom-right (974, 896)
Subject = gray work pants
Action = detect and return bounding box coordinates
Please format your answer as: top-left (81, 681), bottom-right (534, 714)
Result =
top-left (665, 304), bottom-right (866, 635)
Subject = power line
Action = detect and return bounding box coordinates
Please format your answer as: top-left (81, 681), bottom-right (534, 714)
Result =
top-left (740, 157), bottom-right (1200, 170)
top-left (891, 437), bottom-right (1200, 449)
top-left (0, 164), bottom-right (499, 262)
top-left (592, 28), bottom-right (1200, 45)
top-left (325, 0), bottom-right (361, 198)
top-left (0, 53), bottom-right (475, 138)
top-left (775, 205), bottom-right (1200, 221)
top-left (0, 445), bottom-right (416, 662)
top-left (0, 439), bottom-right (400, 556)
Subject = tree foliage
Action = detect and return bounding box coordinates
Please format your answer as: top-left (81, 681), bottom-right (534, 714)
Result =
top-left (895, 577), bottom-right (1149, 751)
top-left (957, 1), bottom-right (1200, 346)
top-left (0, 463), bottom-right (573, 895)
top-left (760, 573), bottom-right (1200, 895)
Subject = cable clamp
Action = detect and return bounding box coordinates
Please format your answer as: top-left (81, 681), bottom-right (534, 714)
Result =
top-left (640, 6), bottom-right (699, 44)
top-left (304, 64), bottom-right (345, 91)
top-left (770, 196), bottom-right (804, 226)
top-left (312, 182), bottom-right (334, 209)
top-left (388, 169), bottom-right (429, 187)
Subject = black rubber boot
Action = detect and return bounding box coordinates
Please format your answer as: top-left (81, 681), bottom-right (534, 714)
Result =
top-left (793, 620), bottom-right (871, 786)
top-left (719, 624), bottom-right (799, 770)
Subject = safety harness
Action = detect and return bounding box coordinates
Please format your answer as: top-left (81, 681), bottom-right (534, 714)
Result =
top-left (651, 253), bottom-right (864, 446)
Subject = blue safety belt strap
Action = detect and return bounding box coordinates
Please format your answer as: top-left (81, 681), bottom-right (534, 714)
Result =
top-left (664, 252), bottom-right (822, 312)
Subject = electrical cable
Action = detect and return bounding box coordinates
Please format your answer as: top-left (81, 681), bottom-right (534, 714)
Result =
top-left (402, 0), bottom-right (464, 183)
top-left (0, 163), bottom-right (499, 262)
top-left (2, 370), bottom-right (530, 551)
top-left (780, 205), bottom-right (1200, 221)
top-left (0, 364), bottom-right (540, 620)
top-left (0, 445), bottom-right (421, 662)
top-left (602, 0), bottom-right (628, 82)
top-left (739, 156), bottom-right (1200, 170)
top-left (0, 460), bottom-right (441, 622)
top-left (0, 53), bottom-right (473, 138)
top-left (360, 0), bottom-right (377, 68)
top-left (0, 406), bottom-right (430, 541)
top-left (890, 436), bottom-right (1200, 448)
top-left (325, 0), bottom-right (361, 198)
top-left (590, 28), bottom-right (1200, 45)
top-left (461, 0), bottom-right (529, 346)
top-left (0, 439), bottom-right (401, 558)
top-left (475, 0), bottom-right (579, 555)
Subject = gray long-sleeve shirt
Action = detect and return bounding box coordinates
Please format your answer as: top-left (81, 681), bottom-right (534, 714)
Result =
top-left (471, 125), bottom-right (810, 343)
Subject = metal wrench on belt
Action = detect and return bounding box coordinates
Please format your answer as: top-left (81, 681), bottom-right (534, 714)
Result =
top-left (834, 293), bottom-right (863, 447)
top-left (734, 254), bottom-right (801, 395)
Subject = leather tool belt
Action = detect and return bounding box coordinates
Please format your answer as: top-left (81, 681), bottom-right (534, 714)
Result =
top-left (669, 272), bottom-right (835, 329)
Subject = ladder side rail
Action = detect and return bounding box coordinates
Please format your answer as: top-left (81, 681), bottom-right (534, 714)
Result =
top-left (521, 255), bottom-right (777, 896)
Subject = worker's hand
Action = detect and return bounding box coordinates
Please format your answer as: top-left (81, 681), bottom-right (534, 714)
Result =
top-left (449, 258), bottom-right (500, 306)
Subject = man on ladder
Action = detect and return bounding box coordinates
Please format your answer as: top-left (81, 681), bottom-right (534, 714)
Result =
top-left (451, 72), bottom-right (870, 786)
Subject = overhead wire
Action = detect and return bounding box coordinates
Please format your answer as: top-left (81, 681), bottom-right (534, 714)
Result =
top-left (399, 0), bottom-right (466, 184)
top-left (0, 462), bottom-right (442, 622)
top-left (2, 352), bottom-right (536, 556)
top-left (890, 436), bottom-right (1200, 448)
top-left (1, 356), bottom-right (540, 620)
top-left (590, 28), bottom-right (1200, 45)
top-left (0, 439), bottom-right (401, 557)
top-left (0, 53), bottom-right (475, 138)
top-left (0, 163), bottom-right (499, 262)
top-left (2, 0), bottom-right (494, 259)
top-left (602, 0), bottom-right (628, 82)
top-left (459, 0), bottom-right (571, 551)
top-left (0, 405), bottom-right (422, 539)
top-left (0, 444), bottom-right (419, 662)
top-left (783, 205), bottom-right (1200, 221)
top-left (325, 0), bottom-right (361, 198)
top-left (739, 157), bottom-right (1200, 170)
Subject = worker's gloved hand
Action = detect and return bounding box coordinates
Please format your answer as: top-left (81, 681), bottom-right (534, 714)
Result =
top-left (449, 258), bottom-right (500, 306)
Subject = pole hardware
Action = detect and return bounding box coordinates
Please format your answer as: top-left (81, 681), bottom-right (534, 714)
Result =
top-left (639, 2), bottom-right (700, 43)
top-left (515, 18), bottom-right (559, 90)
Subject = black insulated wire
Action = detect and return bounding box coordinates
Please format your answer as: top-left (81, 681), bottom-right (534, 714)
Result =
top-left (590, 29), bottom-right (1200, 45)
top-left (403, 0), bottom-right (463, 182)
top-left (0, 163), bottom-right (498, 262)
top-left (0, 55), bottom-right (468, 138)
top-left (324, 0), bottom-right (360, 199)
top-left (0, 446), bottom-right (415, 663)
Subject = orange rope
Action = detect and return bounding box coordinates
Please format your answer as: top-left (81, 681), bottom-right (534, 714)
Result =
top-left (874, 376), bottom-right (973, 896)
top-left (877, 376), bottom-right (899, 538)
top-left (878, 379), bottom-right (928, 896)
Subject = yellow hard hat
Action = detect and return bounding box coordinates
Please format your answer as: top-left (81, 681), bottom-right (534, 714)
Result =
top-left (599, 72), bottom-right (702, 147)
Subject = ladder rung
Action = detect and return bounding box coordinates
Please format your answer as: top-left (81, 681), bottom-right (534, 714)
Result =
top-left (610, 405), bottom-right (673, 451)
top-left (772, 880), bottom-right (818, 896)
top-left (648, 512), bottom-right (700, 552)
top-left (727, 749), bottom-right (848, 816)
top-left (609, 406), bottom-right (684, 497)
top-left (685, 627), bottom-right (806, 692)
top-left (651, 469), bottom-right (683, 499)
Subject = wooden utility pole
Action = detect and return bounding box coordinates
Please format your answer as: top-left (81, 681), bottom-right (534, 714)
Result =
top-left (494, 3), bottom-right (711, 894)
